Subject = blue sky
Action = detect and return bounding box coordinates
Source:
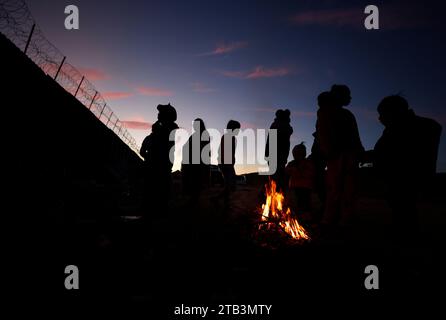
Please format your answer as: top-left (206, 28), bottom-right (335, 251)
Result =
top-left (27, 0), bottom-right (446, 172)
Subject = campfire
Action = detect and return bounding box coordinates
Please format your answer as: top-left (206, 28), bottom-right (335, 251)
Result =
top-left (257, 179), bottom-right (310, 242)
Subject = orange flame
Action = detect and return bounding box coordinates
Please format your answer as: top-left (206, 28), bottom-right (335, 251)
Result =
top-left (259, 180), bottom-right (310, 240)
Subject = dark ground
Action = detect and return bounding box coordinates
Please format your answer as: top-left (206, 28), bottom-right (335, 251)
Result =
top-left (25, 170), bottom-right (446, 316)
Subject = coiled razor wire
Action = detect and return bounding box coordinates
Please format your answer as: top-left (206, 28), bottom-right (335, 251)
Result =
top-left (0, 0), bottom-right (140, 152)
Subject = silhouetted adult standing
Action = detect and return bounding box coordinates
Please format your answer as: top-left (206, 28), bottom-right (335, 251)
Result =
top-left (181, 118), bottom-right (210, 208)
top-left (265, 109), bottom-right (293, 191)
top-left (309, 92), bottom-right (332, 210)
top-left (373, 95), bottom-right (442, 234)
top-left (140, 103), bottom-right (179, 216)
top-left (218, 120), bottom-right (241, 210)
top-left (317, 85), bottom-right (364, 227)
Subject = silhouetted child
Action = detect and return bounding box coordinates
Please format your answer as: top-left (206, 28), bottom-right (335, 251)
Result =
top-left (285, 143), bottom-right (315, 217)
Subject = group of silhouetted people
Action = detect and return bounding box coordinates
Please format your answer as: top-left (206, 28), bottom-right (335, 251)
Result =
top-left (139, 84), bottom-right (442, 237)
top-left (180, 117), bottom-right (242, 210)
top-left (140, 105), bottom-right (241, 215)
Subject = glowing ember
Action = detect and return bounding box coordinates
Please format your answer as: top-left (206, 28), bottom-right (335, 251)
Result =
top-left (258, 179), bottom-right (310, 241)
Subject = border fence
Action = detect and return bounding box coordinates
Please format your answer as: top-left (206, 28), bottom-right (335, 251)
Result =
top-left (0, 0), bottom-right (140, 153)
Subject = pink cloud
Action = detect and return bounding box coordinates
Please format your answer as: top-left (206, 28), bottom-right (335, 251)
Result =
top-left (191, 82), bottom-right (216, 93)
top-left (78, 67), bottom-right (109, 81)
top-left (291, 8), bottom-right (362, 28)
top-left (102, 91), bottom-right (133, 100)
top-left (121, 117), bottom-right (152, 130)
top-left (136, 86), bottom-right (173, 97)
top-left (246, 66), bottom-right (291, 79)
top-left (221, 66), bottom-right (292, 79)
top-left (201, 41), bottom-right (248, 56)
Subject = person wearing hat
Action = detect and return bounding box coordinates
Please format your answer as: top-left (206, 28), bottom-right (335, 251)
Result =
top-left (140, 103), bottom-right (179, 216)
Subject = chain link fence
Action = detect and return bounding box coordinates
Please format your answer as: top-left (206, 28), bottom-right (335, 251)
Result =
top-left (0, 0), bottom-right (140, 153)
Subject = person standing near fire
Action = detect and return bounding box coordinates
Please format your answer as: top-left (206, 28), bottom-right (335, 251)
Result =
top-left (372, 95), bottom-right (442, 236)
top-left (309, 92), bottom-right (332, 215)
top-left (285, 143), bottom-right (315, 220)
top-left (140, 103), bottom-right (179, 218)
top-left (316, 85), bottom-right (364, 229)
top-left (181, 118), bottom-right (211, 208)
top-left (265, 109), bottom-right (293, 191)
top-left (218, 120), bottom-right (241, 210)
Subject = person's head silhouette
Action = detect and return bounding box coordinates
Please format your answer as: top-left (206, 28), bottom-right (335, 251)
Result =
top-left (226, 120), bottom-right (241, 135)
top-left (275, 109), bottom-right (291, 123)
top-left (318, 91), bottom-right (332, 108)
top-left (292, 143), bottom-right (307, 161)
top-left (157, 103), bottom-right (177, 123)
top-left (377, 95), bottom-right (410, 128)
top-left (331, 84), bottom-right (351, 107)
top-left (192, 118), bottom-right (206, 134)
top-left (275, 109), bottom-right (284, 120)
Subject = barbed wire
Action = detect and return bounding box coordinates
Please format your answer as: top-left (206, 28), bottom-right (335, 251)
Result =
top-left (0, 0), bottom-right (140, 152)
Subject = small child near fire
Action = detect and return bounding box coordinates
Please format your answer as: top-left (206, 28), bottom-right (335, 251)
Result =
top-left (285, 143), bottom-right (315, 217)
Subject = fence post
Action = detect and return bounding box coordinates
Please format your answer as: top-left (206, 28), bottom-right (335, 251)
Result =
top-left (24, 23), bottom-right (35, 54)
top-left (54, 56), bottom-right (66, 80)
top-left (74, 76), bottom-right (84, 97)
top-left (113, 119), bottom-right (119, 130)
top-left (106, 112), bottom-right (113, 126)
top-left (99, 104), bottom-right (106, 120)
top-left (89, 91), bottom-right (98, 110)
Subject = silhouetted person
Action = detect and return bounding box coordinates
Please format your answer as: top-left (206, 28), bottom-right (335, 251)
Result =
top-left (181, 118), bottom-right (210, 208)
top-left (316, 85), bottom-right (364, 227)
top-left (140, 103), bottom-right (178, 217)
top-left (218, 120), bottom-right (241, 209)
top-left (373, 95), bottom-right (442, 235)
top-left (265, 109), bottom-right (293, 191)
top-left (309, 92), bottom-right (332, 210)
top-left (285, 143), bottom-right (315, 218)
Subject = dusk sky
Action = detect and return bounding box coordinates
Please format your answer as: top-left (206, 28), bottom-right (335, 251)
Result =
top-left (27, 0), bottom-right (445, 173)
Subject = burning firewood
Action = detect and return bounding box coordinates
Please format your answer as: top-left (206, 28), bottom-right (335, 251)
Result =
top-left (257, 179), bottom-right (310, 242)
